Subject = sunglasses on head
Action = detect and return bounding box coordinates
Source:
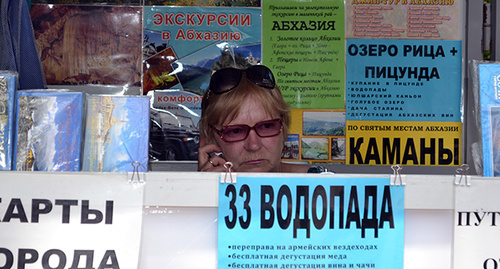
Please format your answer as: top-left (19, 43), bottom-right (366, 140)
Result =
top-left (211, 118), bottom-right (283, 142)
top-left (208, 65), bottom-right (276, 95)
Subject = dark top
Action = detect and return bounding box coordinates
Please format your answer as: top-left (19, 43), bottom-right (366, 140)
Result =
top-left (306, 165), bottom-right (330, 173)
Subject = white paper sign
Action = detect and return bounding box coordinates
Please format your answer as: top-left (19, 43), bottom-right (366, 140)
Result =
top-left (0, 172), bottom-right (144, 269)
top-left (454, 179), bottom-right (500, 269)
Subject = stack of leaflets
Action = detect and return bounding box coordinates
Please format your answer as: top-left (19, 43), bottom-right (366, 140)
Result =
top-left (0, 72), bottom-right (17, 170)
top-left (82, 95), bottom-right (150, 173)
top-left (14, 91), bottom-right (83, 171)
top-left (479, 63), bottom-right (500, 176)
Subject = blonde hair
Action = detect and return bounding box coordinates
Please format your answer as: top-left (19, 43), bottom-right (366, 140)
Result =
top-left (200, 76), bottom-right (290, 143)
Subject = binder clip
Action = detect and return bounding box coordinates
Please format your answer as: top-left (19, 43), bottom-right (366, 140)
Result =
top-left (454, 164), bottom-right (470, 186)
top-left (390, 164), bottom-right (406, 186)
top-left (221, 161), bottom-right (237, 184)
top-left (128, 161), bottom-right (145, 183)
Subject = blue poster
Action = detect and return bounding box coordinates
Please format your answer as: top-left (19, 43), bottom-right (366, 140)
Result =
top-left (346, 39), bottom-right (462, 122)
top-left (144, 6), bottom-right (262, 60)
top-left (218, 176), bottom-right (405, 268)
top-left (143, 6), bottom-right (262, 94)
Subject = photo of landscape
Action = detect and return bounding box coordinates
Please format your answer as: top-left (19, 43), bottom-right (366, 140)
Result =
top-left (302, 111), bottom-right (345, 136)
top-left (301, 137), bottom-right (329, 160)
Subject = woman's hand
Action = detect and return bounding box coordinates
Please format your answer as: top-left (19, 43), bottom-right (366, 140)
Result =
top-left (198, 136), bottom-right (226, 172)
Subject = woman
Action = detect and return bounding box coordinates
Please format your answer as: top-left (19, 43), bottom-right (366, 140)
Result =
top-left (198, 65), bottom-right (326, 173)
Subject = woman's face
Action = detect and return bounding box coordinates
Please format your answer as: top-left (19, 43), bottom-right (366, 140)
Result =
top-left (213, 95), bottom-right (284, 172)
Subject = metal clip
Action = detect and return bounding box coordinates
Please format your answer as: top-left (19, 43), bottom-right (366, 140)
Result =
top-left (454, 164), bottom-right (470, 186)
top-left (221, 162), bottom-right (237, 184)
top-left (390, 164), bottom-right (406, 185)
top-left (128, 161), bottom-right (144, 183)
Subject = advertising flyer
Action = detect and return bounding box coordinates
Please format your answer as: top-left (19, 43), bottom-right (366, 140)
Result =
top-left (143, 6), bottom-right (262, 161)
top-left (218, 176), bottom-right (405, 269)
top-left (454, 179), bottom-right (500, 269)
top-left (346, 39), bottom-right (462, 166)
top-left (143, 6), bottom-right (262, 95)
top-left (346, 0), bottom-right (462, 40)
top-left (262, 0), bottom-right (345, 109)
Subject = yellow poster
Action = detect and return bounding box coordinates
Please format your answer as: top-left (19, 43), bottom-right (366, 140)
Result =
top-left (346, 120), bottom-right (461, 165)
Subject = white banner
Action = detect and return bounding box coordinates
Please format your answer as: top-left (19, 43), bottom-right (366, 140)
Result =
top-left (0, 172), bottom-right (144, 269)
top-left (454, 179), bottom-right (500, 269)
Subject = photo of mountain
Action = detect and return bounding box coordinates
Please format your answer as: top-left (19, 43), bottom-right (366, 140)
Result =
top-left (170, 43), bottom-right (261, 95)
top-left (301, 137), bottom-right (329, 160)
top-left (303, 111), bottom-right (346, 136)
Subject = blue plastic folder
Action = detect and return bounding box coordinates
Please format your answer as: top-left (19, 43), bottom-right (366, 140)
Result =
top-left (14, 91), bottom-right (83, 171)
top-left (82, 95), bottom-right (150, 173)
top-left (0, 72), bottom-right (17, 170)
top-left (479, 64), bottom-right (500, 176)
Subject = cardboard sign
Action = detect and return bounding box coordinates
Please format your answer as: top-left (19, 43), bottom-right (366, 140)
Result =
top-left (218, 176), bottom-right (405, 269)
top-left (0, 173), bottom-right (144, 269)
top-left (454, 179), bottom-right (500, 269)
